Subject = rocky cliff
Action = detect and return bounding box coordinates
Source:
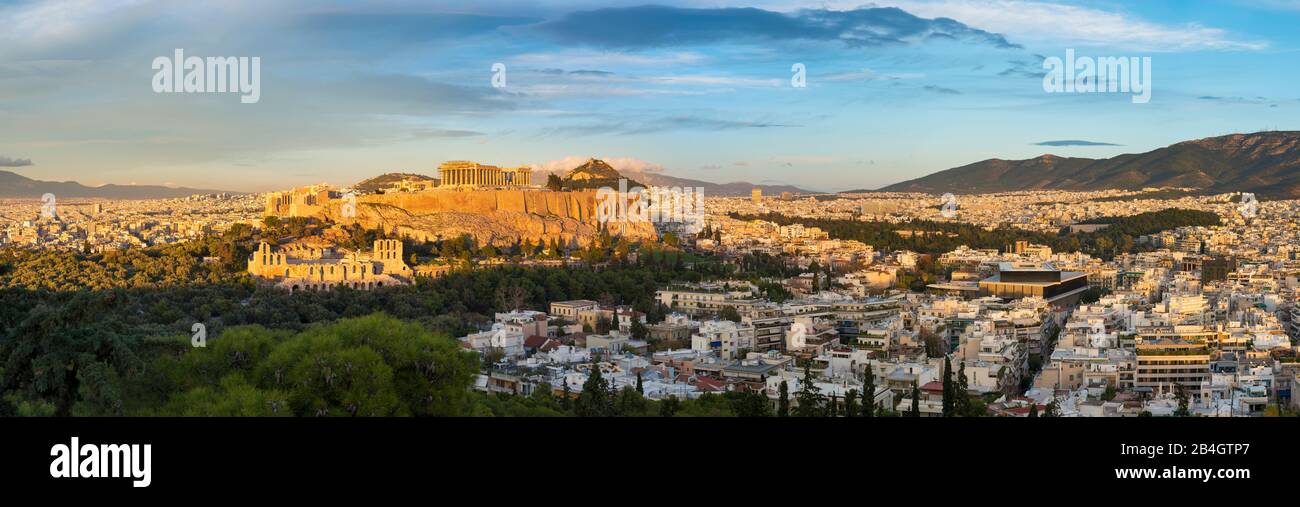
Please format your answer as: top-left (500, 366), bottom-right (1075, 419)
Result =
top-left (321, 188), bottom-right (657, 247)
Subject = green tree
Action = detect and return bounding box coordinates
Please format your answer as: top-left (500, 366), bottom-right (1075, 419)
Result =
top-left (1173, 385), bottom-right (1191, 417)
top-left (660, 395), bottom-right (681, 417)
top-left (844, 389), bottom-right (858, 418)
top-left (575, 364), bottom-right (612, 417)
top-left (941, 356), bottom-right (954, 417)
top-left (777, 380), bottom-right (790, 417)
top-left (613, 386), bottom-right (647, 416)
top-left (862, 366), bottom-right (875, 417)
top-left (1044, 399), bottom-right (1061, 418)
top-left (794, 365), bottom-right (825, 417)
top-left (908, 380), bottom-right (920, 417)
top-left (725, 391), bottom-right (773, 417)
top-left (955, 361), bottom-right (971, 416)
top-left (719, 305), bottom-right (742, 323)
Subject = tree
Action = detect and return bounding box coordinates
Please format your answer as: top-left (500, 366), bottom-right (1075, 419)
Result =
top-left (719, 305), bottom-right (742, 323)
top-left (955, 361), bottom-right (971, 416)
top-left (613, 386), bottom-right (647, 416)
top-left (1101, 384), bottom-right (1117, 401)
top-left (844, 389), bottom-right (858, 418)
top-left (777, 380), bottom-right (790, 417)
top-left (136, 314), bottom-right (478, 417)
top-left (546, 173), bottom-right (564, 191)
top-left (794, 365), bottom-right (825, 417)
top-left (862, 366), bottom-right (875, 417)
top-left (630, 318), bottom-right (648, 341)
top-left (921, 328), bottom-right (944, 358)
top-left (941, 356), bottom-right (954, 417)
top-left (575, 364), bottom-right (612, 417)
top-left (1028, 403), bottom-right (1039, 417)
top-left (725, 391), bottom-right (773, 417)
top-left (635, 371), bottom-right (644, 395)
top-left (1044, 398), bottom-right (1061, 418)
top-left (561, 383), bottom-right (573, 413)
top-left (494, 285), bottom-right (528, 311)
top-left (1173, 385), bottom-right (1191, 417)
top-left (829, 394), bottom-right (839, 417)
top-left (908, 380), bottom-right (920, 417)
top-left (660, 395), bottom-right (681, 417)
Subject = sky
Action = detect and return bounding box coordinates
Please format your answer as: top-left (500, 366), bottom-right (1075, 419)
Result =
top-left (1, 0), bottom-right (1298, 193)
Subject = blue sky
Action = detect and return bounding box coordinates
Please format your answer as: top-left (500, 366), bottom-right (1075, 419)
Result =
top-left (1, 0), bottom-right (1298, 192)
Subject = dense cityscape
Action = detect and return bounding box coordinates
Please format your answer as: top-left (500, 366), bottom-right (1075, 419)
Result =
top-left (3, 157), bottom-right (1296, 418)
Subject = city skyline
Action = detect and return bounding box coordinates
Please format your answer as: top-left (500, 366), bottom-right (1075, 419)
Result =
top-left (3, 0), bottom-right (1299, 192)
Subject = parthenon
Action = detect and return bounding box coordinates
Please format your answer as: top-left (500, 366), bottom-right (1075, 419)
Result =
top-left (439, 161), bottom-right (532, 187)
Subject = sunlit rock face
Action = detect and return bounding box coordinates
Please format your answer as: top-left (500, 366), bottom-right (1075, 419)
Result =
top-left (320, 188), bottom-right (657, 248)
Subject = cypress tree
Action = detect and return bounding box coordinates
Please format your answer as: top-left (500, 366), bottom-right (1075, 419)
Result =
top-left (862, 366), bottom-right (875, 417)
top-left (844, 389), bottom-right (858, 418)
top-left (956, 361), bottom-right (969, 416)
top-left (942, 356), bottom-right (954, 417)
top-left (778, 381), bottom-right (790, 417)
top-left (908, 380), bottom-right (920, 417)
top-left (635, 371), bottom-right (644, 395)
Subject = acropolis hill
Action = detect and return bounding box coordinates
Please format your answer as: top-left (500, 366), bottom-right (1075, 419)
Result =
top-left (264, 161), bottom-right (657, 247)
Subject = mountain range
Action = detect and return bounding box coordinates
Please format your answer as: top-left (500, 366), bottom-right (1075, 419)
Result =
top-left (878, 131), bottom-right (1300, 199)
top-left (0, 170), bottom-right (235, 199)
top-left (619, 170), bottom-right (814, 197)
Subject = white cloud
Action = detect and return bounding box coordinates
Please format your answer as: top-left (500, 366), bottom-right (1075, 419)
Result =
top-left (867, 0), bottom-right (1267, 52)
top-left (687, 0), bottom-right (1267, 51)
top-left (510, 49), bottom-right (709, 68)
top-left (0, 0), bottom-right (151, 45)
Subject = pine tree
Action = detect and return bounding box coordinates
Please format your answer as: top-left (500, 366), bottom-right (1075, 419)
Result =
top-left (778, 381), bottom-right (790, 417)
top-left (942, 356), bottom-right (954, 417)
top-left (635, 371), bottom-right (644, 395)
top-left (576, 363), bottom-right (612, 417)
top-left (908, 380), bottom-right (920, 417)
top-left (794, 365), bottom-right (825, 417)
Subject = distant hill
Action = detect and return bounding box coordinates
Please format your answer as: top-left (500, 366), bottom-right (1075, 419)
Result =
top-left (0, 170), bottom-right (236, 199)
top-left (620, 170), bottom-right (815, 197)
top-left (879, 131), bottom-right (1300, 199)
top-left (352, 172), bottom-right (438, 194)
top-left (560, 158), bottom-right (644, 190)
